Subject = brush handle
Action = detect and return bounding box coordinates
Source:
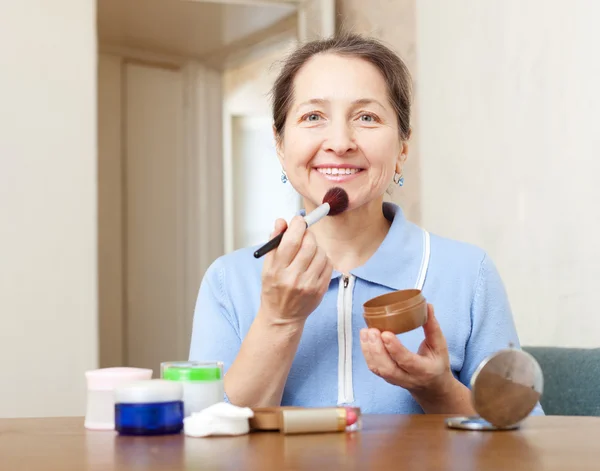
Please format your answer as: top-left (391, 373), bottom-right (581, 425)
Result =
top-left (253, 203), bottom-right (331, 259)
top-left (304, 203), bottom-right (330, 227)
top-left (253, 231), bottom-right (286, 258)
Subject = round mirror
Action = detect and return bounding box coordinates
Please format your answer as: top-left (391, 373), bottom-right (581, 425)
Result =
top-left (446, 347), bottom-right (543, 431)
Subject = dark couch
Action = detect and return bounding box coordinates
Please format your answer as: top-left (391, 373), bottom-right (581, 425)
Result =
top-left (522, 346), bottom-right (600, 416)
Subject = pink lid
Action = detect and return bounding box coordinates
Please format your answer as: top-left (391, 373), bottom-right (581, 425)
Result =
top-left (85, 367), bottom-right (153, 390)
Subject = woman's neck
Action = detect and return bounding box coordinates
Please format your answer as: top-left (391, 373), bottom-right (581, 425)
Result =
top-left (305, 197), bottom-right (391, 274)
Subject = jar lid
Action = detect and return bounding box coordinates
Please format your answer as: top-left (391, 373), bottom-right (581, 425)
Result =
top-left (85, 367), bottom-right (153, 391)
top-left (162, 362), bottom-right (222, 382)
top-left (114, 379), bottom-right (183, 404)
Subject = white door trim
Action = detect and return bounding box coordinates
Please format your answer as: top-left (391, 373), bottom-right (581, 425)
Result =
top-left (98, 55), bottom-right (223, 367)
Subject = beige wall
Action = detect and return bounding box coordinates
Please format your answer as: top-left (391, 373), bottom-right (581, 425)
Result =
top-left (340, 1), bottom-right (600, 347)
top-left (416, 1), bottom-right (600, 347)
top-left (224, 42), bottom-right (296, 115)
top-left (0, 1), bottom-right (98, 417)
top-left (337, 0), bottom-right (421, 224)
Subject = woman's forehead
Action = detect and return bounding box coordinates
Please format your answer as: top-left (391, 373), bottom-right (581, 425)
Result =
top-left (291, 54), bottom-right (390, 105)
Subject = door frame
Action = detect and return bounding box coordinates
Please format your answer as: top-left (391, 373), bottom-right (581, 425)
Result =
top-left (97, 49), bottom-right (223, 368)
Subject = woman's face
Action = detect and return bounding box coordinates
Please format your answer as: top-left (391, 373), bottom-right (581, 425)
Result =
top-left (276, 53), bottom-right (407, 212)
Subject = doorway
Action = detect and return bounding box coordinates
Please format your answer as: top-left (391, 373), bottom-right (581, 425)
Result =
top-left (231, 115), bottom-right (301, 250)
top-left (96, 0), bottom-right (334, 375)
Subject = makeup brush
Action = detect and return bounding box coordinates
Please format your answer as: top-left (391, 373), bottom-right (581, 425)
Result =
top-left (253, 187), bottom-right (349, 259)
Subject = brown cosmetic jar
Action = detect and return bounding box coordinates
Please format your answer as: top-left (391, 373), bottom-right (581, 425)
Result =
top-left (362, 289), bottom-right (427, 334)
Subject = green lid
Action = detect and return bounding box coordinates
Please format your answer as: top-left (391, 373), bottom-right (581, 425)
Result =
top-left (163, 365), bottom-right (222, 382)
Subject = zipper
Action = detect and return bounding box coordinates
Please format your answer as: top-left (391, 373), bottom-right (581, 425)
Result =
top-left (337, 274), bottom-right (355, 405)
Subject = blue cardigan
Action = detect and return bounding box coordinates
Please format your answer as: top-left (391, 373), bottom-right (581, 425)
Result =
top-left (189, 202), bottom-right (544, 416)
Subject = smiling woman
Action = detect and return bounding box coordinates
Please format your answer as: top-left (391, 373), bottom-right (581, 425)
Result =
top-left (275, 52), bottom-right (404, 219)
top-left (188, 33), bottom-right (544, 418)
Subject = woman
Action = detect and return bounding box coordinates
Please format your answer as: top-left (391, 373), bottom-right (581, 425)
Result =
top-left (189, 34), bottom-right (543, 416)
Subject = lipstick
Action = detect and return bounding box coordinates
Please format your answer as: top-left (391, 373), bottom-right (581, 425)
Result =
top-left (249, 406), bottom-right (361, 435)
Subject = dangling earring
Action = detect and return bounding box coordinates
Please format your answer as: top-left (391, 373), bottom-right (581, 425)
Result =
top-left (393, 172), bottom-right (404, 187)
top-left (281, 170), bottom-right (288, 184)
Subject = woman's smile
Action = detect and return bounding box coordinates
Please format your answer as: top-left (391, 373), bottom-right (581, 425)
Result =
top-left (313, 165), bottom-right (365, 183)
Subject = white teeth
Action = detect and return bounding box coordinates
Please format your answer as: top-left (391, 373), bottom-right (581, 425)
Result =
top-left (317, 168), bottom-right (360, 176)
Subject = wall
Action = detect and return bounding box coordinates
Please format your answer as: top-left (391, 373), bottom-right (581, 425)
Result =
top-left (416, 0), bottom-right (600, 347)
top-left (224, 42), bottom-right (296, 116)
top-left (0, 1), bottom-right (98, 417)
top-left (337, 0), bottom-right (421, 225)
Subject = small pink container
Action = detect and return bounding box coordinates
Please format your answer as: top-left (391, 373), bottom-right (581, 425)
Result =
top-left (84, 367), bottom-right (153, 430)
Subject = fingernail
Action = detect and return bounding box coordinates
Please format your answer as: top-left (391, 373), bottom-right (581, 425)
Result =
top-left (369, 331), bottom-right (378, 343)
top-left (360, 330), bottom-right (367, 342)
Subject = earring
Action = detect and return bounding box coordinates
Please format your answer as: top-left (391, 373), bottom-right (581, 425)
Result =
top-left (281, 170), bottom-right (288, 184)
top-left (393, 172), bottom-right (404, 187)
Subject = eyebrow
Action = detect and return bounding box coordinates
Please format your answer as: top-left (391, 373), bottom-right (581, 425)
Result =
top-left (294, 98), bottom-right (386, 111)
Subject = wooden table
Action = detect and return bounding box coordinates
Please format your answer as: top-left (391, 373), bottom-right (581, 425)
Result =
top-left (1, 415), bottom-right (599, 470)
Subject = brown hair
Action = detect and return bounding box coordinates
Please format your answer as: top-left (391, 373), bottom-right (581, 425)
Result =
top-left (271, 33), bottom-right (413, 141)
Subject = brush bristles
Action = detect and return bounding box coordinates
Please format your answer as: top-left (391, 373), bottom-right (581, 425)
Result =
top-left (323, 187), bottom-right (349, 216)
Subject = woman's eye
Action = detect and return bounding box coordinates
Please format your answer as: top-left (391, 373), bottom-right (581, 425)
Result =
top-left (360, 114), bottom-right (376, 122)
top-left (306, 113), bottom-right (320, 121)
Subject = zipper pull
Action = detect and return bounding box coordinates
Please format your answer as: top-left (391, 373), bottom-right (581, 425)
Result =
top-left (343, 275), bottom-right (349, 288)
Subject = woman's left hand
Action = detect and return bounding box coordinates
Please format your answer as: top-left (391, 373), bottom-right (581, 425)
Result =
top-left (359, 304), bottom-right (475, 414)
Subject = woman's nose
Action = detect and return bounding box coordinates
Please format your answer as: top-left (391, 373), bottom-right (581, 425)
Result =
top-left (323, 122), bottom-right (357, 156)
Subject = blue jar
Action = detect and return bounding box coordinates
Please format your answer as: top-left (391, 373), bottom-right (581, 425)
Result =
top-left (114, 379), bottom-right (184, 436)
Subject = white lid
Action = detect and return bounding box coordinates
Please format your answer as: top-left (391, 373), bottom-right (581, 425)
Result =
top-left (114, 379), bottom-right (183, 404)
top-left (85, 367), bottom-right (153, 391)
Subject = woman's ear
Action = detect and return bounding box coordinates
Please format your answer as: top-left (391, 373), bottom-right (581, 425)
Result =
top-left (273, 124), bottom-right (284, 166)
top-left (396, 140), bottom-right (409, 174)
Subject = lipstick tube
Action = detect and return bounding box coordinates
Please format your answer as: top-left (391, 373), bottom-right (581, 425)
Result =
top-left (279, 408), bottom-right (347, 434)
top-left (250, 406), bottom-right (361, 435)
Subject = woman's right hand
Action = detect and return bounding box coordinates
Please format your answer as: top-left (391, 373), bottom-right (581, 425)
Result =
top-left (259, 215), bottom-right (333, 327)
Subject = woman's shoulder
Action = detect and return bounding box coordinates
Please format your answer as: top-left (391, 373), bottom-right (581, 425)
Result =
top-left (426, 230), bottom-right (499, 283)
top-left (429, 231), bottom-right (487, 264)
top-left (202, 244), bottom-right (264, 294)
top-left (425, 230), bottom-right (513, 318)
top-left (205, 244), bottom-right (264, 277)
top-left (386, 203), bottom-right (490, 276)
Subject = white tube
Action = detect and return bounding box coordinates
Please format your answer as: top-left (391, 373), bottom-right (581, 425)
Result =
top-left (304, 203), bottom-right (330, 227)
